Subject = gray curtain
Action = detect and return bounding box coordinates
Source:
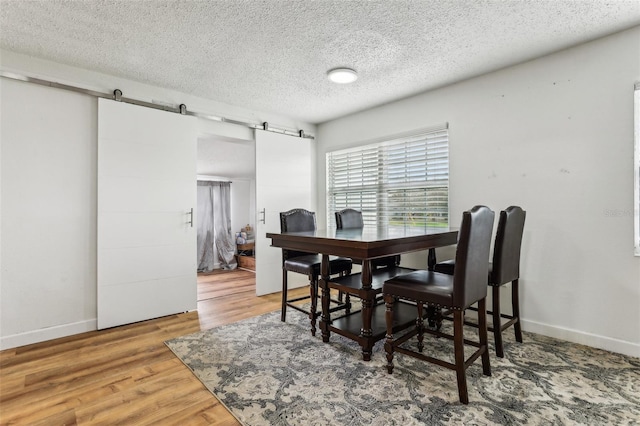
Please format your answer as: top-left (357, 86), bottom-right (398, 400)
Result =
top-left (197, 181), bottom-right (237, 271)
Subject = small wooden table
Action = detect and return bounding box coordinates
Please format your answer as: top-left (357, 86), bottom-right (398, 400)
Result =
top-left (267, 226), bottom-right (458, 361)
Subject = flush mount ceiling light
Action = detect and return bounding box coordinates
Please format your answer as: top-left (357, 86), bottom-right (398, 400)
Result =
top-left (327, 68), bottom-right (358, 84)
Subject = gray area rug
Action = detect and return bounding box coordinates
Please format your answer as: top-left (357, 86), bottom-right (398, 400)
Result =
top-left (165, 310), bottom-right (640, 425)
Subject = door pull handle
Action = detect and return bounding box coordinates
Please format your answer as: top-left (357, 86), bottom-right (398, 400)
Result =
top-left (187, 208), bottom-right (194, 227)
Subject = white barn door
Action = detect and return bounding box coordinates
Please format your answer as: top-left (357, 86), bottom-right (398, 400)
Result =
top-left (97, 99), bottom-right (197, 329)
top-left (255, 129), bottom-right (312, 296)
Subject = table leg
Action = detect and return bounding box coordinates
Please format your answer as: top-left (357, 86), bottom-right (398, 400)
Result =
top-left (319, 254), bottom-right (331, 343)
top-left (361, 298), bottom-right (374, 361)
top-left (359, 260), bottom-right (374, 361)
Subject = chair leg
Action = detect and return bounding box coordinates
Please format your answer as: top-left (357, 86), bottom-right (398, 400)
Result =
top-left (453, 310), bottom-right (468, 404)
top-left (477, 298), bottom-right (491, 377)
top-left (384, 294), bottom-right (395, 374)
top-left (341, 268), bottom-right (352, 310)
top-left (426, 305), bottom-right (438, 330)
top-left (492, 285), bottom-right (504, 358)
top-left (309, 278), bottom-right (318, 336)
top-left (416, 302), bottom-right (425, 353)
top-left (281, 269), bottom-right (288, 322)
top-left (512, 279), bottom-right (523, 343)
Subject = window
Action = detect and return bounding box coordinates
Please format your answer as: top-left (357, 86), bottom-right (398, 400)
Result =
top-left (327, 127), bottom-right (449, 229)
top-left (634, 83), bottom-right (640, 256)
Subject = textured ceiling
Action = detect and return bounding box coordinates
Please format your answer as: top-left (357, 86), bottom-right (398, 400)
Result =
top-left (1, 0), bottom-right (639, 125)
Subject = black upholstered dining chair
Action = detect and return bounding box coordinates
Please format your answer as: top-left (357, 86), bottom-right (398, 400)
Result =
top-left (434, 206), bottom-right (526, 357)
top-left (280, 208), bottom-right (352, 336)
top-left (334, 208), bottom-right (400, 269)
top-left (383, 205), bottom-right (495, 404)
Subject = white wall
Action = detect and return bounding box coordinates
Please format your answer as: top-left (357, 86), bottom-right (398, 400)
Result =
top-left (0, 50), bottom-right (314, 349)
top-left (316, 26), bottom-right (640, 357)
top-left (230, 179), bottom-right (255, 237)
top-left (1, 79), bottom-right (98, 347)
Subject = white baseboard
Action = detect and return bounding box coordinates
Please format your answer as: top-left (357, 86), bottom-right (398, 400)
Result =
top-left (522, 319), bottom-right (640, 358)
top-left (0, 319), bottom-right (97, 351)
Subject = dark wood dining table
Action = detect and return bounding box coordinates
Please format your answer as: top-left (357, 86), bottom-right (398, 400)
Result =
top-left (267, 226), bottom-right (458, 361)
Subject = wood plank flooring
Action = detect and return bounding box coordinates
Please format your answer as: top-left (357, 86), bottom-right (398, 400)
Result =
top-left (0, 269), bottom-right (310, 425)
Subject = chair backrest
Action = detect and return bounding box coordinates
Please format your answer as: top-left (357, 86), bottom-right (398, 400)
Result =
top-left (335, 208), bottom-right (400, 268)
top-left (491, 206), bottom-right (526, 285)
top-left (452, 205), bottom-right (495, 308)
top-left (335, 208), bottom-right (364, 229)
top-left (280, 208), bottom-right (317, 259)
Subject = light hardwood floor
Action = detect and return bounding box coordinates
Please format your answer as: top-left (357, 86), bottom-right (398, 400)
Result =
top-left (0, 269), bottom-right (310, 425)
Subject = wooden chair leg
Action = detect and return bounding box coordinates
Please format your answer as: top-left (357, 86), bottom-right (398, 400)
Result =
top-left (339, 268), bottom-right (352, 309)
top-left (453, 310), bottom-right (468, 404)
top-left (512, 279), bottom-right (523, 343)
top-left (281, 269), bottom-right (288, 322)
top-left (416, 302), bottom-right (425, 353)
top-left (477, 298), bottom-right (491, 377)
top-left (309, 277), bottom-right (318, 336)
top-left (384, 294), bottom-right (395, 374)
top-left (492, 285), bottom-right (504, 358)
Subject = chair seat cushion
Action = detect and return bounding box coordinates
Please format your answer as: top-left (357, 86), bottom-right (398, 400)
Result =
top-left (284, 255), bottom-right (352, 276)
top-left (383, 270), bottom-right (456, 308)
top-left (433, 259), bottom-right (455, 275)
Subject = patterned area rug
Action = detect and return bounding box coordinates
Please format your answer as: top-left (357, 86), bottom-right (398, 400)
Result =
top-left (165, 310), bottom-right (640, 425)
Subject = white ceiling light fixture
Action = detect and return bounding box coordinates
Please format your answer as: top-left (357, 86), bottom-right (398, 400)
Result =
top-left (327, 68), bottom-right (358, 84)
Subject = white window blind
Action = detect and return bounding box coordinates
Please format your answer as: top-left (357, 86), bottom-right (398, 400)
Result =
top-left (327, 128), bottom-right (449, 229)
